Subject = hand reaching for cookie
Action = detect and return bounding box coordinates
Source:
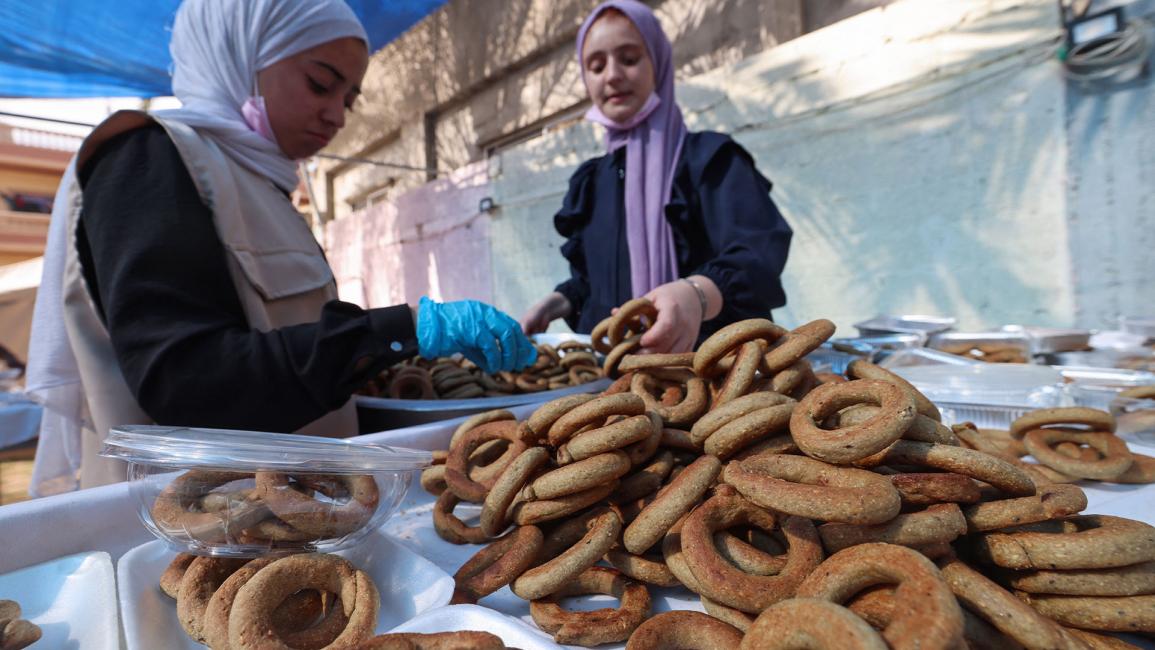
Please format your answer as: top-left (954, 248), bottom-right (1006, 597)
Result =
top-left (638, 275), bottom-right (721, 354)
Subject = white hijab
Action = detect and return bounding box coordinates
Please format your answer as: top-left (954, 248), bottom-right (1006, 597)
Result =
top-left (25, 0), bottom-right (367, 496)
top-left (162, 0), bottom-right (368, 192)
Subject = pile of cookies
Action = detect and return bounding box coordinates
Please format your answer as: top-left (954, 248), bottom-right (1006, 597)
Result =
top-left (418, 301), bottom-right (1155, 648)
top-left (0, 600), bottom-right (39, 650)
top-left (362, 341), bottom-right (603, 400)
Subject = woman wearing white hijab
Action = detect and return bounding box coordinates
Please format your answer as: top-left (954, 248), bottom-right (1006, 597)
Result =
top-left (25, 0), bottom-right (534, 495)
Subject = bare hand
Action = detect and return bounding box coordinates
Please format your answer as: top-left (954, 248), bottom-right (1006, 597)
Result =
top-left (520, 292), bottom-right (572, 335)
top-left (638, 280), bottom-right (703, 353)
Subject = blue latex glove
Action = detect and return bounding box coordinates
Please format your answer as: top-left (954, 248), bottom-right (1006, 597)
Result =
top-left (416, 296), bottom-right (538, 373)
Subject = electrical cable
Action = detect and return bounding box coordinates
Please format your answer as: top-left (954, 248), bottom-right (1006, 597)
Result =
top-left (1063, 17), bottom-right (1151, 82)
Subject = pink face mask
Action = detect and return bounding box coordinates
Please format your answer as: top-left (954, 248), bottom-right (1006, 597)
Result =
top-left (241, 95), bottom-right (277, 143)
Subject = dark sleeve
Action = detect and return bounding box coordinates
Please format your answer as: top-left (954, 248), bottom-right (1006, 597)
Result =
top-left (552, 159), bottom-right (599, 331)
top-left (77, 125), bottom-right (418, 433)
top-left (689, 135), bottom-right (793, 324)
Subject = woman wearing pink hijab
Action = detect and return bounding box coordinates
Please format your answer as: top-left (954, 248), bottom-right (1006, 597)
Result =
top-left (520, 0), bottom-right (792, 353)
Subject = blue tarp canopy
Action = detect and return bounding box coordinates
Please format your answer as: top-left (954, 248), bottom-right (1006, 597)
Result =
top-left (0, 1), bottom-right (447, 98)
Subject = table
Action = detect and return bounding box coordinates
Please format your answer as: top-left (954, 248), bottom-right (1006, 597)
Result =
top-left (0, 403), bottom-right (1152, 648)
top-left (0, 404), bottom-right (540, 575)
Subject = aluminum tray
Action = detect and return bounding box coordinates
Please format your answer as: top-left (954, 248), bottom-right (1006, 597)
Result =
top-left (357, 377), bottom-right (611, 432)
top-left (848, 333), bottom-right (925, 351)
top-left (1055, 366), bottom-right (1155, 387)
top-left (1063, 367), bottom-right (1155, 411)
top-left (805, 348), bottom-right (861, 375)
top-left (1120, 315), bottom-right (1155, 339)
top-left (832, 333), bottom-right (926, 365)
top-left (853, 314), bottom-right (956, 339)
top-left (927, 331), bottom-right (1031, 363)
top-left (879, 347), bottom-right (983, 369)
top-left (1040, 348), bottom-right (1155, 372)
top-left (1002, 325), bottom-right (1092, 355)
top-left (358, 332), bottom-right (607, 432)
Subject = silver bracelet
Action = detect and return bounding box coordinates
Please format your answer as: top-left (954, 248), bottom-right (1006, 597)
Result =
top-left (681, 277), bottom-right (708, 322)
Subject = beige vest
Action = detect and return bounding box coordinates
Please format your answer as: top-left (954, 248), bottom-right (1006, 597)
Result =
top-left (64, 111), bottom-right (357, 489)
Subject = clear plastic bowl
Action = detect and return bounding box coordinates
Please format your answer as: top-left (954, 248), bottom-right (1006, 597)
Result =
top-left (100, 425), bottom-right (431, 557)
top-left (1111, 395), bottom-right (1155, 446)
top-left (1119, 316), bottom-right (1155, 339)
top-left (1068, 383), bottom-right (1126, 411)
top-left (889, 364), bottom-right (1065, 407)
top-left (937, 402), bottom-right (1038, 430)
top-left (1043, 348), bottom-right (1155, 372)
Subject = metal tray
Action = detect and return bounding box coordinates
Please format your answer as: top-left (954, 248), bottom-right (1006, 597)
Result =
top-left (357, 378), bottom-right (610, 432)
top-left (1054, 365), bottom-right (1155, 387)
top-left (927, 331), bottom-right (1031, 363)
top-left (1120, 315), bottom-right (1155, 339)
top-left (805, 348), bottom-right (861, 375)
top-left (357, 332), bottom-right (606, 433)
top-left (1040, 348), bottom-right (1155, 372)
top-left (848, 333), bottom-right (925, 351)
top-left (879, 347), bottom-right (983, 369)
top-left (1063, 367), bottom-right (1155, 411)
top-left (1002, 325), bottom-right (1092, 355)
top-left (853, 315), bottom-right (956, 339)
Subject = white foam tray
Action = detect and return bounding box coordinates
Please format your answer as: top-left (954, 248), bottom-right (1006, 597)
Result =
top-left (381, 473), bottom-right (707, 650)
top-left (387, 604), bottom-right (561, 649)
top-left (0, 551), bottom-right (119, 650)
top-left (117, 531), bottom-right (454, 649)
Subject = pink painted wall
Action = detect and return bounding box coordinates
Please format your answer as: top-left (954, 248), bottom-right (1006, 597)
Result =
top-left (325, 161), bottom-right (494, 309)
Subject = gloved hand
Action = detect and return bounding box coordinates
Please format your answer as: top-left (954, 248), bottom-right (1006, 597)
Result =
top-left (416, 296), bottom-right (538, 373)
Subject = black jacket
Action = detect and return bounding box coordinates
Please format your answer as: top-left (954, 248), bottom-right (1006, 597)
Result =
top-left (76, 125), bottom-right (417, 432)
top-left (554, 131), bottom-right (793, 341)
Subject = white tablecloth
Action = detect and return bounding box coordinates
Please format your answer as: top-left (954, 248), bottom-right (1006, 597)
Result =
top-left (0, 404), bottom-right (541, 575)
top-left (0, 403), bottom-right (1152, 648)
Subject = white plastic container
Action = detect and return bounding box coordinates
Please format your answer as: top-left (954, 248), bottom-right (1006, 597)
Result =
top-left (100, 425), bottom-right (431, 557)
top-left (1119, 316), bottom-right (1155, 339)
top-left (890, 363), bottom-right (1065, 407)
top-left (0, 551), bottom-right (118, 650)
top-left (1001, 325), bottom-right (1092, 355)
top-left (936, 402), bottom-right (1039, 430)
top-left (117, 533), bottom-right (454, 650)
top-left (1112, 394), bottom-right (1155, 446)
top-left (385, 604), bottom-right (562, 649)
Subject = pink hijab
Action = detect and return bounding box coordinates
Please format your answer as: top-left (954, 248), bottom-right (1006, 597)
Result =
top-left (577, 0), bottom-right (687, 297)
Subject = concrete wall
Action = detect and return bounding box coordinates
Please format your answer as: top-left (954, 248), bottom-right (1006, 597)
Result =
top-left (317, 0), bottom-right (823, 221)
top-left (1065, 0), bottom-right (1155, 329)
top-left (326, 0), bottom-right (1155, 336)
top-left (485, 0), bottom-right (1155, 334)
top-left (326, 162), bottom-right (496, 307)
